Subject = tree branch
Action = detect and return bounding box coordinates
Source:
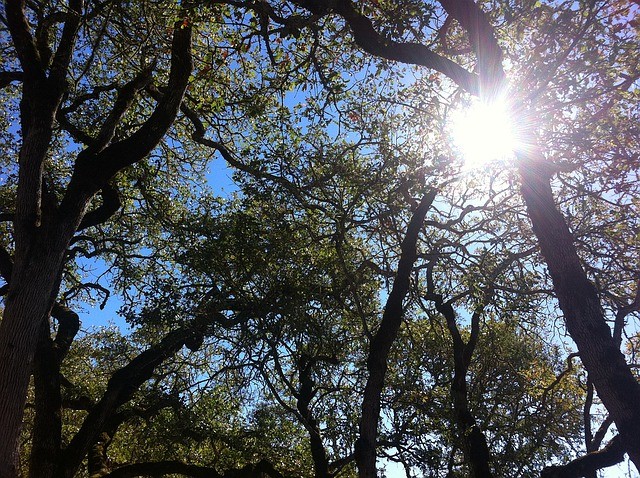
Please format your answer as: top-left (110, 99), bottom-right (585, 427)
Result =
top-left (0, 245), bottom-right (13, 283)
top-left (540, 435), bottom-right (626, 478)
top-left (101, 459), bottom-right (286, 478)
top-left (76, 183), bottom-right (121, 231)
top-left (0, 71), bottom-right (23, 88)
top-left (34, 10), bottom-right (67, 69)
top-left (54, 18), bottom-right (192, 244)
top-left (61, 325), bottom-right (204, 477)
top-left (48, 0), bottom-right (83, 87)
top-left (613, 278), bottom-right (640, 348)
top-left (292, 0), bottom-right (479, 95)
top-left (89, 65), bottom-right (156, 154)
top-left (0, 240), bottom-right (79, 363)
top-left (82, 19), bottom-right (192, 184)
top-left (173, 92), bottom-right (326, 212)
top-left (356, 191), bottom-right (436, 477)
top-left (50, 303), bottom-right (80, 362)
top-left (5, 0), bottom-right (46, 82)
top-left (30, 321), bottom-right (64, 478)
top-left (437, 0), bottom-right (506, 92)
top-left (295, 355), bottom-right (331, 477)
top-left (102, 461), bottom-right (223, 478)
top-left (426, 269), bottom-right (494, 478)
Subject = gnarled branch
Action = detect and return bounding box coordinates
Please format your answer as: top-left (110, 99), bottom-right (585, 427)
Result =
top-left (540, 435), bottom-right (625, 478)
top-left (291, 0), bottom-right (479, 94)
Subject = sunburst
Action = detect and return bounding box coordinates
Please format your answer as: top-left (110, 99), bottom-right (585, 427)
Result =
top-left (449, 97), bottom-right (518, 168)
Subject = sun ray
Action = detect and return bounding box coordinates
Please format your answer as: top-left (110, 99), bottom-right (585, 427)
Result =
top-left (449, 97), bottom-right (518, 169)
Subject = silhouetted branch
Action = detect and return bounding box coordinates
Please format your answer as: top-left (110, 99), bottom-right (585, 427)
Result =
top-left (291, 0), bottom-right (479, 94)
top-left (0, 71), bottom-right (23, 88)
top-left (356, 191), bottom-right (436, 476)
top-left (540, 435), bottom-right (625, 478)
top-left (102, 459), bottom-right (287, 478)
top-left (77, 183), bottom-right (121, 231)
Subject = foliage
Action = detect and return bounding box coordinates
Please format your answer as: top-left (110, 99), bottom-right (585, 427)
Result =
top-left (1, 0), bottom-right (639, 477)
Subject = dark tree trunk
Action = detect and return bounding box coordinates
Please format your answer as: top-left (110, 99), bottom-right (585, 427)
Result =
top-left (431, 288), bottom-right (493, 478)
top-left (0, 1), bottom-right (83, 474)
top-left (29, 305), bottom-right (80, 478)
top-left (30, 323), bottom-right (63, 478)
top-left (296, 361), bottom-right (330, 478)
top-left (448, 329), bottom-right (493, 477)
top-left (355, 192), bottom-right (436, 478)
top-left (519, 154), bottom-right (640, 470)
top-left (0, 250), bottom-right (69, 478)
top-left (0, 4), bottom-right (192, 473)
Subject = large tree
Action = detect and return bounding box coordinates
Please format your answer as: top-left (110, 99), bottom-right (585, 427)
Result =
top-left (1, 0), bottom-right (639, 477)
top-left (0, 1), bottom-right (193, 474)
top-left (273, 0), bottom-right (640, 473)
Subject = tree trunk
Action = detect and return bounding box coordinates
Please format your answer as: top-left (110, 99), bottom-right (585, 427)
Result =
top-left (356, 192), bottom-right (436, 478)
top-left (29, 323), bottom-right (63, 478)
top-left (0, 249), bottom-right (68, 478)
top-left (0, 10), bottom-right (191, 474)
top-left (518, 153), bottom-right (640, 471)
top-left (435, 296), bottom-right (493, 478)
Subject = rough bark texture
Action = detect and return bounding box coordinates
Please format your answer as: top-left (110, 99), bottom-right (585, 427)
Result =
top-left (0, 244), bottom-right (72, 477)
top-left (0, 1), bottom-right (82, 471)
top-left (87, 432), bottom-right (113, 478)
top-left (0, 2), bottom-right (192, 474)
top-left (29, 323), bottom-right (64, 478)
top-left (355, 192), bottom-right (436, 478)
top-left (29, 305), bottom-right (80, 478)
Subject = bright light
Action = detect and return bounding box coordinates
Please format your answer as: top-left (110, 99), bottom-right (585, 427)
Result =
top-left (449, 98), bottom-right (518, 168)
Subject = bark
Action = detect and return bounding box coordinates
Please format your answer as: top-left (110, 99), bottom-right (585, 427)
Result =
top-left (425, 259), bottom-right (494, 478)
top-left (519, 154), bottom-right (640, 470)
top-left (0, 2), bottom-right (81, 474)
top-left (29, 322), bottom-right (64, 478)
top-left (0, 247), bottom-right (74, 478)
top-left (0, 71), bottom-right (23, 89)
top-left (29, 305), bottom-right (80, 478)
top-left (355, 192), bottom-right (436, 478)
top-left (85, 398), bottom-right (181, 478)
top-left (583, 379), bottom-right (597, 478)
top-left (0, 8), bottom-right (192, 475)
top-left (437, 0), bottom-right (505, 92)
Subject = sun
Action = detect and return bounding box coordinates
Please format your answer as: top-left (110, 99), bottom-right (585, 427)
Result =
top-left (449, 97), bottom-right (518, 168)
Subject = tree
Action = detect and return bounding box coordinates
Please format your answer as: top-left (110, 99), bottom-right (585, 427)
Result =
top-left (1, 0), bottom-right (639, 477)
top-left (272, 0), bottom-right (640, 473)
top-left (0, 1), bottom-right (192, 474)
